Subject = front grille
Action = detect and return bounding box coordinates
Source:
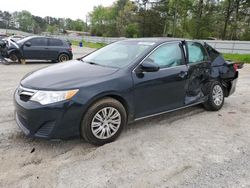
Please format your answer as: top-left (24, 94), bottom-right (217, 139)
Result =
top-left (20, 94), bottom-right (32, 101)
top-left (17, 86), bottom-right (36, 102)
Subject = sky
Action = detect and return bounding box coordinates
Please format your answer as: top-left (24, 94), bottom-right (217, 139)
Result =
top-left (1, 0), bottom-right (116, 20)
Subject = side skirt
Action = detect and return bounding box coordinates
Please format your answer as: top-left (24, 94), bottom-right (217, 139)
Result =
top-left (134, 100), bottom-right (206, 122)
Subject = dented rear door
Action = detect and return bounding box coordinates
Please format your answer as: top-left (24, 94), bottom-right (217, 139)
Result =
top-left (184, 42), bottom-right (211, 104)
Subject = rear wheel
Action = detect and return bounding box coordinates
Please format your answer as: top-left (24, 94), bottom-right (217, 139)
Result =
top-left (58, 53), bottom-right (69, 62)
top-left (203, 81), bottom-right (224, 111)
top-left (81, 98), bottom-right (127, 146)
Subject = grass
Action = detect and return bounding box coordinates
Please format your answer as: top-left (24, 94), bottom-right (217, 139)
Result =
top-left (70, 40), bottom-right (106, 49)
top-left (222, 53), bottom-right (250, 64)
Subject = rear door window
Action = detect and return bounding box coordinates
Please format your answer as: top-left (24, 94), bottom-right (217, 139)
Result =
top-left (30, 38), bottom-right (47, 46)
top-left (147, 42), bottom-right (184, 69)
top-left (49, 39), bottom-right (63, 46)
top-left (187, 42), bottom-right (208, 64)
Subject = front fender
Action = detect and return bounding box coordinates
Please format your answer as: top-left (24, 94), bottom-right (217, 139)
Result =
top-left (7, 48), bottom-right (22, 58)
top-left (86, 91), bottom-right (134, 121)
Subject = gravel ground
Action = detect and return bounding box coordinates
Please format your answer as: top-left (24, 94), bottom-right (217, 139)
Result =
top-left (0, 47), bottom-right (250, 188)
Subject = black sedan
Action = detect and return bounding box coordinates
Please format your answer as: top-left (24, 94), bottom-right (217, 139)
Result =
top-left (5, 36), bottom-right (73, 63)
top-left (14, 39), bottom-right (240, 145)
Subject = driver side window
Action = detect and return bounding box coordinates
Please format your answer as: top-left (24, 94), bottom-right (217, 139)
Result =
top-left (147, 43), bottom-right (183, 69)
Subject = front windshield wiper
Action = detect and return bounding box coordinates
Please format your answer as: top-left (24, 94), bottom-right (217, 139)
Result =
top-left (78, 59), bottom-right (117, 69)
top-left (87, 61), bottom-right (100, 66)
top-left (79, 59), bottom-right (101, 66)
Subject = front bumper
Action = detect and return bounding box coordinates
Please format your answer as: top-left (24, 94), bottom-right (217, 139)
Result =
top-left (14, 88), bottom-right (84, 139)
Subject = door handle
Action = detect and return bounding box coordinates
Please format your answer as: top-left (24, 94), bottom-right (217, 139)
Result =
top-left (178, 71), bottom-right (188, 79)
top-left (44, 47), bottom-right (49, 50)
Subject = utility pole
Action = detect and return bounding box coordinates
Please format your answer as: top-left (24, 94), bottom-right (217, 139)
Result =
top-left (5, 19), bottom-right (8, 35)
top-left (85, 15), bottom-right (88, 32)
top-left (173, 0), bottom-right (178, 37)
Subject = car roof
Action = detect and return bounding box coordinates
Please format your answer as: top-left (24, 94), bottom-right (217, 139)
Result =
top-left (23, 36), bottom-right (62, 40)
top-left (123, 38), bottom-right (204, 45)
top-left (17, 36), bottom-right (65, 44)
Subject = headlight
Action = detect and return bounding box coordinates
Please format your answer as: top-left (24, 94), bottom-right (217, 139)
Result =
top-left (30, 89), bottom-right (79, 105)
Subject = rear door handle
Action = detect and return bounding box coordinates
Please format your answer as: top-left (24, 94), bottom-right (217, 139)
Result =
top-left (44, 47), bottom-right (49, 50)
top-left (178, 71), bottom-right (188, 79)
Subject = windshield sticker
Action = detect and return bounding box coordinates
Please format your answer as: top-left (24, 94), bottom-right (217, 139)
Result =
top-left (138, 42), bottom-right (155, 46)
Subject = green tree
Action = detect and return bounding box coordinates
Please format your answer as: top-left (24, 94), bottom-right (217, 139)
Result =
top-left (47, 25), bottom-right (58, 34)
top-left (17, 11), bottom-right (34, 32)
top-left (126, 23), bottom-right (139, 37)
top-left (72, 19), bottom-right (85, 31)
top-left (116, 0), bottom-right (138, 36)
top-left (89, 5), bottom-right (117, 36)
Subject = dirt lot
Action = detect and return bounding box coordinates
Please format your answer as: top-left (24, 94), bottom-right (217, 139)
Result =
top-left (0, 48), bottom-right (250, 188)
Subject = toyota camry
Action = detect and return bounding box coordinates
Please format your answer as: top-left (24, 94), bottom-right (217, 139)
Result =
top-left (14, 39), bottom-right (240, 145)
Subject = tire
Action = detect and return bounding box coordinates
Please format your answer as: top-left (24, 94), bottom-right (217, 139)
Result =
top-left (9, 53), bottom-right (20, 63)
top-left (58, 53), bottom-right (70, 62)
top-left (203, 81), bottom-right (224, 111)
top-left (81, 98), bottom-right (127, 146)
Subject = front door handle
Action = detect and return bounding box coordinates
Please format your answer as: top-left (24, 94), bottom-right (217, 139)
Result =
top-left (178, 71), bottom-right (188, 79)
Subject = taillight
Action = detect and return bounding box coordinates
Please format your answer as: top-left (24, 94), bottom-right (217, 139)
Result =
top-left (68, 47), bottom-right (72, 52)
top-left (233, 64), bottom-right (238, 71)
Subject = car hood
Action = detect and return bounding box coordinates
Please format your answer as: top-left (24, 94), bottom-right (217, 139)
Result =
top-left (21, 60), bottom-right (119, 90)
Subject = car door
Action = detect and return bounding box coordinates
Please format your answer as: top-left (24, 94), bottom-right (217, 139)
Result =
top-left (47, 38), bottom-right (64, 60)
top-left (23, 38), bottom-right (49, 60)
top-left (132, 42), bottom-right (188, 119)
top-left (184, 41), bottom-right (211, 104)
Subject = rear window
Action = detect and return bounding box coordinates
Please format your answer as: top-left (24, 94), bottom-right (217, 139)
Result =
top-left (49, 39), bottom-right (63, 46)
top-left (205, 43), bottom-right (220, 61)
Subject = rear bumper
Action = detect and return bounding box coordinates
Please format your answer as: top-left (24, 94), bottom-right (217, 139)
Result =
top-left (227, 71), bottom-right (238, 97)
top-left (68, 51), bottom-right (73, 60)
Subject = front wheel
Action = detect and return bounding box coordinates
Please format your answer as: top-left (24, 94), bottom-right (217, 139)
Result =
top-left (203, 81), bottom-right (224, 111)
top-left (9, 53), bottom-right (20, 63)
top-left (81, 98), bottom-right (127, 146)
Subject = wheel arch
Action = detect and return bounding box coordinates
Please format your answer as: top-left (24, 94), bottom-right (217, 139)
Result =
top-left (202, 77), bottom-right (223, 94)
top-left (88, 93), bottom-right (130, 117)
top-left (203, 77), bottom-right (230, 97)
top-left (8, 49), bottom-right (21, 58)
top-left (105, 94), bottom-right (130, 116)
top-left (80, 92), bottom-right (133, 127)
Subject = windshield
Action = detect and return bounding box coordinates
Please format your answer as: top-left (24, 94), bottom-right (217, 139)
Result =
top-left (81, 41), bottom-right (155, 68)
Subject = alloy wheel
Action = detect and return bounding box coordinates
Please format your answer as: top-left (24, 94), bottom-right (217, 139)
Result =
top-left (212, 85), bottom-right (223, 106)
top-left (91, 107), bottom-right (121, 139)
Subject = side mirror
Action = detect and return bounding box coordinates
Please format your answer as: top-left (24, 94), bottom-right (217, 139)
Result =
top-left (25, 42), bottom-right (31, 47)
top-left (140, 59), bottom-right (160, 72)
